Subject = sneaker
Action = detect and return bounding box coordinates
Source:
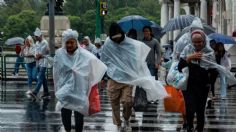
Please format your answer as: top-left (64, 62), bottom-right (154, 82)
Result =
top-left (25, 90), bottom-right (32, 98)
top-left (41, 93), bottom-right (51, 99)
top-left (124, 120), bottom-right (131, 131)
top-left (116, 125), bottom-right (122, 132)
top-left (221, 97), bottom-right (227, 100)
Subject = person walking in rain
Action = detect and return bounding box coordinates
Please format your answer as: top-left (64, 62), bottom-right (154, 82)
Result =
top-left (12, 44), bottom-right (26, 77)
top-left (83, 36), bottom-right (96, 53)
top-left (21, 35), bottom-right (37, 95)
top-left (30, 28), bottom-right (50, 99)
top-left (93, 38), bottom-right (103, 59)
top-left (142, 26), bottom-right (162, 80)
top-left (178, 29), bottom-right (215, 132)
top-left (53, 29), bottom-right (107, 132)
top-left (101, 22), bottom-right (167, 131)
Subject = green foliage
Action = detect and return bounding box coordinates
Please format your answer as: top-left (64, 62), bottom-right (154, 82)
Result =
top-left (3, 10), bottom-right (39, 39)
top-left (0, 0), bottom-right (161, 40)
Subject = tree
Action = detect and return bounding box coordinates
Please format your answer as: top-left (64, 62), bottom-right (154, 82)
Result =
top-left (3, 10), bottom-right (39, 39)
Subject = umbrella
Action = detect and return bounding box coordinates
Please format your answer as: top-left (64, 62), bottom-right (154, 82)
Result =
top-left (175, 23), bottom-right (215, 41)
top-left (5, 37), bottom-right (24, 45)
top-left (208, 33), bottom-right (236, 44)
top-left (162, 15), bottom-right (195, 33)
top-left (118, 15), bottom-right (152, 32)
top-left (150, 21), bottom-right (164, 38)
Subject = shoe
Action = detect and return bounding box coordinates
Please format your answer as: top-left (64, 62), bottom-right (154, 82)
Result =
top-left (41, 93), bottom-right (51, 99)
top-left (221, 97), bottom-right (227, 100)
top-left (124, 120), bottom-right (132, 131)
top-left (182, 123), bottom-right (187, 130)
top-left (25, 90), bottom-right (32, 98)
top-left (116, 125), bottom-right (122, 132)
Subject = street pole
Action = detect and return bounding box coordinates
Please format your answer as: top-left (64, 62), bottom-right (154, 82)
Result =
top-left (96, 0), bottom-right (101, 38)
top-left (49, 0), bottom-right (55, 55)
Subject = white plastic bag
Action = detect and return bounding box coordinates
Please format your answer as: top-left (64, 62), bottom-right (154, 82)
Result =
top-left (166, 61), bottom-right (189, 90)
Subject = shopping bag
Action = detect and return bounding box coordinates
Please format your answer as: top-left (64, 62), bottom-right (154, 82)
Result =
top-left (133, 87), bottom-right (148, 112)
top-left (164, 85), bottom-right (185, 114)
top-left (89, 84), bottom-right (101, 115)
top-left (166, 61), bottom-right (189, 90)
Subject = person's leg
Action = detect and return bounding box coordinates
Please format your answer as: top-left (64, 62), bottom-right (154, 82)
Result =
top-left (19, 56), bottom-right (25, 69)
top-left (41, 67), bottom-right (49, 96)
top-left (33, 67), bottom-right (44, 95)
top-left (107, 79), bottom-right (122, 126)
top-left (220, 74), bottom-right (227, 99)
top-left (182, 90), bottom-right (196, 131)
top-left (210, 70), bottom-right (218, 97)
top-left (74, 111), bottom-right (84, 132)
top-left (31, 62), bottom-right (38, 83)
top-left (121, 84), bottom-right (133, 122)
top-left (13, 56), bottom-right (21, 75)
top-left (61, 108), bottom-right (72, 132)
top-left (147, 64), bottom-right (158, 80)
top-left (196, 87), bottom-right (209, 132)
top-left (25, 63), bottom-right (32, 88)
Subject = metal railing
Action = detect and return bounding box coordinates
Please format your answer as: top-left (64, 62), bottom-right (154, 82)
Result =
top-left (0, 54), bottom-right (53, 81)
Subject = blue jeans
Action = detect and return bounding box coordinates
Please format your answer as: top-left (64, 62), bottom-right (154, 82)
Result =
top-left (13, 55), bottom-right (25, 74)
top-left (25, 62), bottom-right (37, 89)
top-left (220, 73), bottom-right (227, 98)
top-left (33, 66), bottom-right (48, 95)
top-left (147, 64), bottom-right (158, 80)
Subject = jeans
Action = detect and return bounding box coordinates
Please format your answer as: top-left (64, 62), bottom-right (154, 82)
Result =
top-left (61, 108), bottom-right (84, 132)
top-left (147, 64), bottom-right (158, 80)
top-left (33, 66), bottom-right (48, 95)
top-left (25, 62), bottom-right (37, 89)
top-left (13, 55), bottom-right (25, 75)
top-left (220, 73), bottom-right (227, 98)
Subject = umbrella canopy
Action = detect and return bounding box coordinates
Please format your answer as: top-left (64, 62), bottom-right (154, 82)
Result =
top-left (5, 37), bottom-right (24, 45)
top-left (118, 15), bottom-right (152, 32)
top-left (175, 23), bottom-right (215, 41)
top-left (162, 15), bottom-right (196, 33)
top-left (150, 21), bottom-right (164, 38)
top-left (208, 33), bottom-right (236, 44)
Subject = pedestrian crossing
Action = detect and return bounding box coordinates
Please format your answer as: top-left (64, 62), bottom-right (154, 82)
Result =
top-left (1, 82), bottom-right (236, 132)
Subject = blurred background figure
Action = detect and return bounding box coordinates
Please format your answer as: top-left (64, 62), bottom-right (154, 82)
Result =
top-left (127, 28), bottom-right (137, 40)
top-left (12, 44), bottom-right (26, 77)
top-left (93, 38), bottom-right (103, 59)
top-left (21, 35), bottom-right (37, 96)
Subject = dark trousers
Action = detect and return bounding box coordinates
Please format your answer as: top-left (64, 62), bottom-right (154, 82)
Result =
top-left (182, 86), bottom-right (209, 132)
top-left (209, 69), bottom-right (218, 97)
top-left (147, 64), bottom-right (158, 80)
top-left (61, 108), bottom-right (84, 132)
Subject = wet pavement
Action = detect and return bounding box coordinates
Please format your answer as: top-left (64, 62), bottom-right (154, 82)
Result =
top-left (1, 81), bottom-right (236, 132)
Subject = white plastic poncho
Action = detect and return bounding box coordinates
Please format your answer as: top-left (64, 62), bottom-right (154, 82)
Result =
top-left (101, 37), bottom-right (168, 101)
top-left (53, 29), bottom-right (107, 115)
top-left (180, 31), bottom-right (236, 83)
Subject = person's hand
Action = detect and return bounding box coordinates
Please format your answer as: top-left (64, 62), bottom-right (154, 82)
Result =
top-left (155, 63), bottom-right (160, 69)
top-left (36, 54), bottom-right (42, 60)
top-left (186, 52), bottom-right (202, 62)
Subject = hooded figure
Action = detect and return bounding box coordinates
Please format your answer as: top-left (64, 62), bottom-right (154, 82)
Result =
top-left (83, 36), bottom-right (96, 53)
top-left (173, 17), bottom-right (203, 61)
top-left (101, 23), bottom-right (167, 130)
top-left (54, 29), bottom-right (107, 115)
top-left (101, 23), bottom-right (167, 101)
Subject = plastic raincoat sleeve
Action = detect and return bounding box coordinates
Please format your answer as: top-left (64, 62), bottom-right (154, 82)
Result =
top-left (53, 48), bottom-right (107, 115)
top-left (101, 37), bottom-right (168, 101)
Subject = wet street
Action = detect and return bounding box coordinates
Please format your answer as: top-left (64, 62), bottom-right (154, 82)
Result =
top-left (1, 81), bottom-right (236, 132)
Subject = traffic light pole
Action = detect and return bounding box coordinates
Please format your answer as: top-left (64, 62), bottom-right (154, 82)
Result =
top-left (96, 0), bottom-right (101, 38)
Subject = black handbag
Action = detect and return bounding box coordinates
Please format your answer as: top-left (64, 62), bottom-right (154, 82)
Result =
top-left (133, 87), bottom-right (148, 112)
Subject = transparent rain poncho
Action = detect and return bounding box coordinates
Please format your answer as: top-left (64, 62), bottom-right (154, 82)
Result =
top-left (180, 32), bottom-right (236, 83)
top-left (53, 29), bottom-right (107, 115)
top-left (101, 37), bottom-right (168, 101)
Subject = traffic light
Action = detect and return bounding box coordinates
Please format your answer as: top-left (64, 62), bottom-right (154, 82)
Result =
top-left (100, 1), bottom-right (108, 16)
